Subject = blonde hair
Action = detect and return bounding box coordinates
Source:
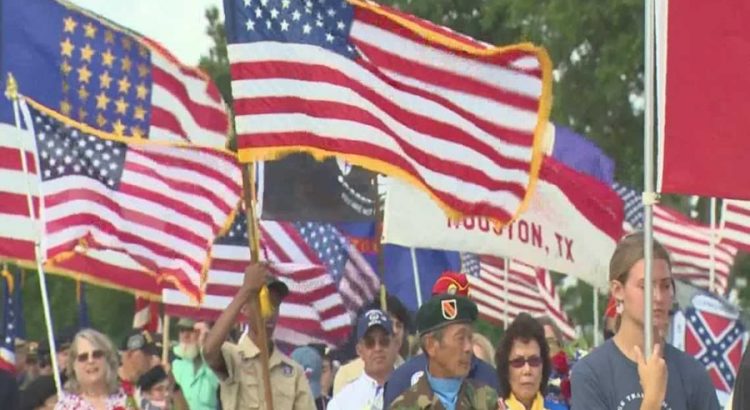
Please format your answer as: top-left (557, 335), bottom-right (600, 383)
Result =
top-left (471, 332), bottom-right (495, 367)
top-left (65, 329), bottom-right (121, 395)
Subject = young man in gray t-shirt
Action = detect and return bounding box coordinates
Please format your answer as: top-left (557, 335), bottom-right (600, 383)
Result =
top-left (571, 233), bottom-right (720, 410)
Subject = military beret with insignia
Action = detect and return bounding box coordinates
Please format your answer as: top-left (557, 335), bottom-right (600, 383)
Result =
top-left (416, 294), bottom-right (478, 335)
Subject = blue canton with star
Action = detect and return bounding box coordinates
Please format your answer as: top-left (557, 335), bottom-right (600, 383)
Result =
top-left (225, 0), bottom-right (357, 59)
top-left (217, 212), bottom-right (249, 246)
top-left (0, 274), bottom-right (17, 361)
top-left (31, 106), bottom-right (127, 188)
top-left (59, 11), bottom-right (153, 137)
top-left (295, 222), bottom-right (349, 282)
top-left (613, 182), bottom-right (645, 229)
top-left (687, 308), bottom-right (745, 388)
top-left (461, 253), bottom-right (482, 278)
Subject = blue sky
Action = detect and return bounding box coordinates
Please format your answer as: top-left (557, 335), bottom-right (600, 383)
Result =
top-left (70, 0), bottom-right (222, 65)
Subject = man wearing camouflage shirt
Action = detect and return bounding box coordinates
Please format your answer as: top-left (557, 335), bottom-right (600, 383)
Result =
top-left (390, 294), bottom-right (498, 410)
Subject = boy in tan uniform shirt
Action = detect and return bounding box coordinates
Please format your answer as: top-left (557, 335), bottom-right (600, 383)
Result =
top-left (203, 263), bottom-right (315, 410)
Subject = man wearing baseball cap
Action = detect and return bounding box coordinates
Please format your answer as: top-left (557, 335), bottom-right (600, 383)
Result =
top-left (383, 272), bottom-right (500, 408)
top-left (203, 263), bottom-right (314, 410)
top-left (328, 309), bottom-right (396, 410)
top-left (118, 329), bottom-right (159, 397)
top-left (390, 294), bottom-right (498, 409)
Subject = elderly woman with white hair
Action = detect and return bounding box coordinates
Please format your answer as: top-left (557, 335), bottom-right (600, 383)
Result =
top-left (55, 329), bottom-right (137, 410)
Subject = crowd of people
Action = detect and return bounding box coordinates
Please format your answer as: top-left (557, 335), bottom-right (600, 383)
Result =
top-left (1, 232), bottom-right (748, 409)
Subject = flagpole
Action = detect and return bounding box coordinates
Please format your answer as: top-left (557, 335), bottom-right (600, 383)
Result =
top-left (503, 258), bottom-right (509, 330)
top-left (409, 248), bottom-right (423, 307)
top-left (7, 78), bottom-right (62, 391)
top-left (375, 181), bottom-right (387, 311)
top-left (708, 197), bottom-right (717, 293)
top-left (241, 164), bottom-right (274, 410)
top-left (643, 0), bottom-right (657, 358)
top-left (161, 315), bottom-right (170, 365)
top-left (593, 288), bottom-right (600, 346)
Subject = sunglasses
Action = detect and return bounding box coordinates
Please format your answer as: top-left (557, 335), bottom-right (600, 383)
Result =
top-left (363, 335), bottom-right (391, 349)
top-left (509, 355), bottom-right (542, 368)
top-left (76, 350), bottom-right (105, 363)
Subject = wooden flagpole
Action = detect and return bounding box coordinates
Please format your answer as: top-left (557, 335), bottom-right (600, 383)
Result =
top-left (241, 164), bottom-right (274, 410)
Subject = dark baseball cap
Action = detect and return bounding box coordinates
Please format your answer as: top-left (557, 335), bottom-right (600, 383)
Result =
top-left (121, 330), bottom-right (158, 355)
top-left (355, 309), bottom-right (393, 341)
top-left (267, 275), bottom-right (289, 300)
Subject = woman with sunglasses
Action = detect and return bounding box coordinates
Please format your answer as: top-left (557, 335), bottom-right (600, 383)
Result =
top-left (495, 313), bottom-right (565, 410)
top-left (55, 329), bottom-right (137, 410)
top-left (570, 232), bottom-right (719, 410)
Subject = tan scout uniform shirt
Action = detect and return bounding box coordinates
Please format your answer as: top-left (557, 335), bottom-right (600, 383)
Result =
top-left (219, 335), bottom-right (315, 410)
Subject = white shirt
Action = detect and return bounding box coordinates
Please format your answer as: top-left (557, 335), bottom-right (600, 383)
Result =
top-left (327, 372), bottom-right (384, 410)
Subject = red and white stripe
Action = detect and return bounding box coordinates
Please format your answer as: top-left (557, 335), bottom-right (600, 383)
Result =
top-left (465, 256), bottom-right (576, 340)
top-left (720, 199), bottom-right (750, 253)
top-left (139, 38), bottom-right (229, 148)
top-left (230, 2), bottom-right (550, 223)
top-left (133, 297), bottom-right (163, 334)
top-left (653, 205), bottom-right (737, 294)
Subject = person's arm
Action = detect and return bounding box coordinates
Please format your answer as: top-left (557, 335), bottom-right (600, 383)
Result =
top-left (569, 360), bottom-right (609, 409)
top-left (293, 368), bottom-right (316, 410)
top-left (203, 263), bottom-right (268, 378)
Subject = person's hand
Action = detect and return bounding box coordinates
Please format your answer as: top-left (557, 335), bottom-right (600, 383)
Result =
top-left (496, 398), bottom-right (507, 410)
top-left (194, 322), bottom-right (209, 345)
top-left (241, 262), bottom-right (269, 295)
top-left (634, 343), bottom-right (668, 408)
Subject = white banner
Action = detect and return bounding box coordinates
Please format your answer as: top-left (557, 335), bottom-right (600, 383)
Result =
top-left (383, 158), bottom-right (623, 289)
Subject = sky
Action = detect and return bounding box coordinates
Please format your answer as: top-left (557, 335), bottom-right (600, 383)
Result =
top-left (69, 0), bottom-right (222, 65)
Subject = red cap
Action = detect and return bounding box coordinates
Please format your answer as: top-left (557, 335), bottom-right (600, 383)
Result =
top-left (605, 295), bottom-right (618, 318)
top-left (431, 271), bottom-right (470, 296)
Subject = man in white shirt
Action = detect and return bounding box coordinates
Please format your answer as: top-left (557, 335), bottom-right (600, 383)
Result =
top-left (327, 309), bottom-right (395, 410)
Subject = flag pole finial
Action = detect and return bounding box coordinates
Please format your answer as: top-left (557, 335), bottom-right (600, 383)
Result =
top-left (4, 73), bottom-right (18, 101)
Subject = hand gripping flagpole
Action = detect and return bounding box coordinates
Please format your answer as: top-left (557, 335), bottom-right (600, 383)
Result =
top-left (643, 0), bottom-right (657, 358)
top-left (242, 164), bottom-right (274, 410)
top-left (5, 74), bottom-right (62, 392)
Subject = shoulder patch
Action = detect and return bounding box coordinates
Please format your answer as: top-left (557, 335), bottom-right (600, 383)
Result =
top-left (410, 371), bottom-right (424, 386)
top-left (281, 363), bottom-right (294, 376)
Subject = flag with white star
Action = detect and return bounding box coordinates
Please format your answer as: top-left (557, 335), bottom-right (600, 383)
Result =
top-left (22, 100), bottom-right (241, 301)
top-left (0, 270), bottom-right (18, 372)
top-left (225, 0), bottom-right (553, 224)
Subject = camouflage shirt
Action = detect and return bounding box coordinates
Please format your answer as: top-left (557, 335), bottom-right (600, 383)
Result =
top-left (389, 372), bottom-right (498, 410)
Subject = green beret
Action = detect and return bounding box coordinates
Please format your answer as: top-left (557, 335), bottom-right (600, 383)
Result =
top-left (416, 294), bottom-right (478, 335)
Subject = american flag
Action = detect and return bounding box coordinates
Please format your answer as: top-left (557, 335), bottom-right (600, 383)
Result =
top-left (17, 100), bottom-right (241, 300)
top-left (163, 215), bottom-right (373, 349)
top-left (2, 0), bottom-right (229, 147)
top-left (133, 296), bottom-right (162, 334)
top-left (682, 305), bottom-right (746, 395)
top-left (225, 0), bottom-right (551, 222)
top-left (720, 200), bottom-right (750, 252)
top-left (614, 183), bottom-right (737, 294)
top-left (0, 271), bottom-right (18, 372)
top-left (461, 253), bottom-right (576, 340)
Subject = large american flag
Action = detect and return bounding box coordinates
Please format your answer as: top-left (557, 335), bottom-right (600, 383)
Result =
top-left (18, 100), bottom-right (241, 300)
top-left (461, 253), bottom-right (576, 340)
top-left (614, 183), bottom-right (737, 294)
top-left (163, 214), bottom-right (377, 349)
top-left (225, 0), bottom-right (552, 222)
top-left (720, 200), bottom-right (750, 252)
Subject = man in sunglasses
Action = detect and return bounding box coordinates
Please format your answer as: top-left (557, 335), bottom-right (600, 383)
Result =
top-left (328, 309), bottom-right (395, 410)
top-left (390, 294), bottom-right (498, 409)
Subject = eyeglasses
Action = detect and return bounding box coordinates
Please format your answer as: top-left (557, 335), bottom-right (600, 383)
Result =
top-left (363, 335), bottom-right (391, 349)
top-left (508, 355), bottom-right (542, 368)
top-left (76, 350), bottom-right (105, 363)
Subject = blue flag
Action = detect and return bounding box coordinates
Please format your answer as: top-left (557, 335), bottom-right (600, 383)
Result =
top-left (551, 125), bottom-right (615, 185)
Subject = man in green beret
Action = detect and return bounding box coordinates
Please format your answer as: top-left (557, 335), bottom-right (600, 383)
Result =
top-left (390, 294), bottom-right (498, 410)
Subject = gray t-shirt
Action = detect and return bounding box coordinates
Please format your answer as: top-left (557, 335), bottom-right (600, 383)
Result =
top-left (570, 340), bottom-right (720, 410)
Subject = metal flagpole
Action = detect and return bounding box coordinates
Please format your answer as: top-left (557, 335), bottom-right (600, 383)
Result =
top-left (593, 288), bottom-right (600, 346)
top-left (643, 0), bottom-right (657, 357)
top-left (409, 248), bottom-right (423, 307)
top-left (503, 258), bottom-right (510, 330)
top-left (708, 197), bottom-right (717, 293)
top-left (7, 80), bottom-right (62, 391)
